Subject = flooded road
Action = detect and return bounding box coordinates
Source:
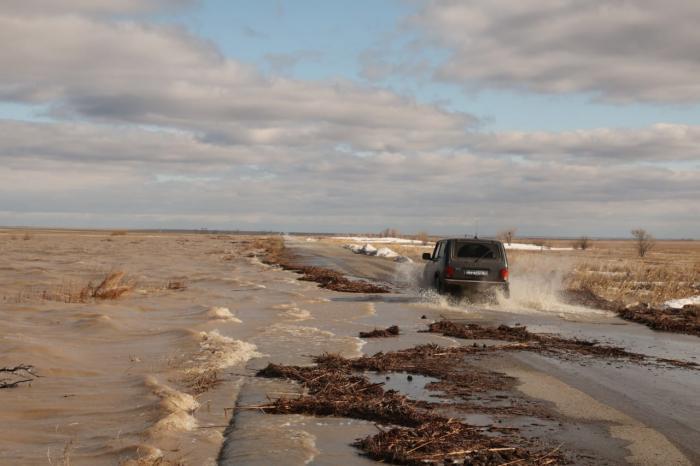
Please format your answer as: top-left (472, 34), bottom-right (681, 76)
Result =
top-left (1, 232), bottom-right (697, 465)
top-left (235, 236), bottom-right (699, 466)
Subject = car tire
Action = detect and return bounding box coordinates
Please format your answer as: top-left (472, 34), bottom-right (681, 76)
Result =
top-left (434, 276), bottom-right (445, 294)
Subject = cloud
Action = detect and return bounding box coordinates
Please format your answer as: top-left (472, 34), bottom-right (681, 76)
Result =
top-left (0, 13), bottom-right (475, 153)
top-left (409, 0), bottom-right (700, 103)
top-left (2, 0), bottom-right (195, 16)
top-left (470, 124), bottom-right (700, 163)
top-left (0, 3), bottom-right (697, 236)
top-left (1, 119), bottom-right (698, 236)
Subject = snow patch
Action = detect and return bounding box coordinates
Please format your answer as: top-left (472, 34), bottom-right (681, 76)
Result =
top-left (337, 236), bottom-right (427, 244)
top-left (505, 243), bottom-right (573, 251)
top-left (375, 247), bottom-right (398, 258)
top-left (664, 295), bottom-right (700, 309)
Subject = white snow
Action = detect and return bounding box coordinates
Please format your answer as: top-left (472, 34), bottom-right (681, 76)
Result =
top-left (504, 243), bottom-right (573, 251)
top-left (375, 247), bottom-right (399, 258)
top-left (360, 244), bottom-right (377, 255)
top-left (664, 295), bottom-right (700, 309)
top-left (344, 243), bottom-right (407, 260)
top-left (336, 236), bottom-right (427, 245)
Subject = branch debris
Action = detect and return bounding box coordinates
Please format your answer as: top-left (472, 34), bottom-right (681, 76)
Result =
top-left (256, 347), bottom-right (564, 465)
top-left (360, 325), bottom-right (400, 338)
top-left (1, 364), bottom-right (37, 389)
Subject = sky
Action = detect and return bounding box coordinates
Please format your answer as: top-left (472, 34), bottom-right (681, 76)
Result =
top-left (1, 0), bottom-right (699, 238)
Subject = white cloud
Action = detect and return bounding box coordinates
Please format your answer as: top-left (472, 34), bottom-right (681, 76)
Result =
top-left (2, 0), bottom-right (194, 16)
top-left (0, 3), bottom-right (698, 236)
top-left (410, 0), bottom-right (700, 102)
top-left (1, 119), bottom-right (698, 236)
top-left (0, 13), bottom-right (474, 153)
top-left (470, 124), bottom-right (700, 163)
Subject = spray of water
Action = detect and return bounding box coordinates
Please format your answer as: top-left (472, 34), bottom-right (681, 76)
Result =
top-left (407, 253), bottom-right (609, 317)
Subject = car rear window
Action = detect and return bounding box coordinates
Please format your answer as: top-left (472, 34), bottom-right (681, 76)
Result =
top-left (452, 242), bottom-right (500, 259)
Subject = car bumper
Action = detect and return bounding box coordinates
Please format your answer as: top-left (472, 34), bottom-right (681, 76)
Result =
top-left (444, 279), bottom-right (508, 287)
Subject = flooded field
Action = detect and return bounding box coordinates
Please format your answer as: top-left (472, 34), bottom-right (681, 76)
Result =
top-left (0, 231), bottom-right (698, 465)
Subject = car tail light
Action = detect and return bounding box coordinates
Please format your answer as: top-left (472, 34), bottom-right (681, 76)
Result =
top-left (500, 268), bottom-right (509, 281)
top-left (444, 266), bottom-right (455, 278)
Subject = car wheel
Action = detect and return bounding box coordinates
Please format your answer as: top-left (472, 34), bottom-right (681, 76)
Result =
top-left (502, 284), bottom-right (510, 299)
top-left (434, 276), bottom-right (445, 294)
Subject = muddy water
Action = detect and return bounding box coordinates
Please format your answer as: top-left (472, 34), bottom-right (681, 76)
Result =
top-left (2, 232), bottom-right (699, 465)
top-left (0, 233), bottom-right (269, 464)
top-left (0, 232), bottom-right (449, 465)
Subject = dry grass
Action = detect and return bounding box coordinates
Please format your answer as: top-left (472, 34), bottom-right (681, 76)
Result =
top-left (42, 271), bottom-right (134, 303)
top-left (566, 259), bottom-right (699, 305)
top-left (110, 230), bottom-right (128, 236)
top-left (120, 456), bottom-right (186, 466)
top-left (181, 369), bottom-right (221, 395)
top-left (166, 280), bottom-right (187, 291)
top-left (502, 239), bottom-right (700, 306)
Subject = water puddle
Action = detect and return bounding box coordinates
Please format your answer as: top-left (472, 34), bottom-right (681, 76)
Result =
top-left (365, 371), bottom-right (446, 403)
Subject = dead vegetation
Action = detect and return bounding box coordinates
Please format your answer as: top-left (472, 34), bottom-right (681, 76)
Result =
top-left (427, 321), bottom-right (697, 368)
top-left (166, 280), bottom-right (187, 291)
top-left (181, 369), bottom-right (222, 395)
top-left (617, 303), bottom-right (699, 337)
top-left (120, 455), bottom-right (186, 466)
top-left (564, 288), bottom-right (700, 337)
top-left (565, 259), bottom-right (699, 306)
top-left (360, 325), bottom-right (400, 338)
top-left (1, 364), bottom-right (37, 389)
top-left (255, 347), bottom-right (564, 465)
top-left (355, 422), bottom-right (557, 466)
top-left (292, 266), bottom-right (389, 293)
top-left (42, 271), bottom-right (134, 303)
top-left (250, 324), bottom-right (694, 464)
top-left (427, 321), bottom-right (644, 360)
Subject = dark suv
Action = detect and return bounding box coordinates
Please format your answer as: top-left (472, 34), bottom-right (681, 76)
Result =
top-left (422, 238), bottom-right (509, 298)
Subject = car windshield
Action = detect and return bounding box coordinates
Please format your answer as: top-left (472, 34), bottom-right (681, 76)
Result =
top-left (452, 242), bottom-right (499, 260)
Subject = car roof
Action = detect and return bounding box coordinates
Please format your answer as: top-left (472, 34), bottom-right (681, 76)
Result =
top-left (439, 237), bottom-right (503, 244)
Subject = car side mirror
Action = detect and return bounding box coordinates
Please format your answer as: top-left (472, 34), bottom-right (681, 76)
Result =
top-left (422, 253), bottom-right (432, 260)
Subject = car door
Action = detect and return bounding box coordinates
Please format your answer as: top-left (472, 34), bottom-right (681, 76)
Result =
top-left (423, 241), bottom-right (439, 284)
top-left (423, 240), bottom-right (444, 284)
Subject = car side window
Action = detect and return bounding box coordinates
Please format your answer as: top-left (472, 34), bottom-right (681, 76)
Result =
top-left (431, 242), bottom-right (440, 260)
top-left (433, 241), bottom-right (445, 260)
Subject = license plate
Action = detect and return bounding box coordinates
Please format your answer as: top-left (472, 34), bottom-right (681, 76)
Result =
top-left (464, 269), bottom-right (488, 276)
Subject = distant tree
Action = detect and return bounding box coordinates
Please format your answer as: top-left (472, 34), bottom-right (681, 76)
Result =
top-left (497, 228), bottom-right (516, 245)
top-left (380, 228), bottom-right (399, 238)
top-left (631, 228), bottom-right (655, 257)
top-left (416, 231), bottom-right (429, 245)
top-left (574, 236), bottom-right (591, 250)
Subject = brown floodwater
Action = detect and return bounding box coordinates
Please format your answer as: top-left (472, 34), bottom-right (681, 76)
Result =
top-left (1, 232), bottom-right (698, 465)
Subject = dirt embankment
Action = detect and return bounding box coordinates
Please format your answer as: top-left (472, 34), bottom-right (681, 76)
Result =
top-left (250, 236), bottom-right (389, 293)
top-left (565, 289), bottom-right (700, 337)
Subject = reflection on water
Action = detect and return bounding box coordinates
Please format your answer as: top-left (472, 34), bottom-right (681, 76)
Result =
top-left (330, 294), bottom-right (422, 303)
